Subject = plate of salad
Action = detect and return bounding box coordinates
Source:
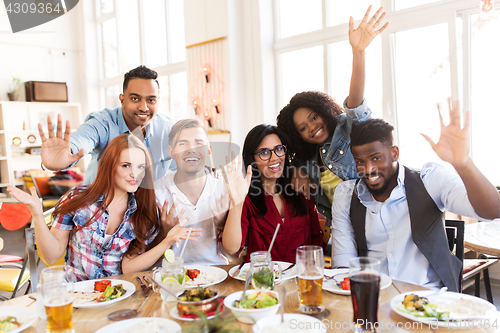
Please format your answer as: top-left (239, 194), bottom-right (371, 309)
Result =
top-left (0, 307), bottom-right (37, 333)
top-left (73, 279), bottom-right (135, 308)
top-left (391, 290), bottom-right (497, 327)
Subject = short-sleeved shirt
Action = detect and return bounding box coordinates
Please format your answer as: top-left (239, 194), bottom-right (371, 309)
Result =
top-left (51, 187), bottom-right (155, 281)
top-left (240, 194), bottom-right (323, 263)
top-left (154, 170), bottom-right (229, 265)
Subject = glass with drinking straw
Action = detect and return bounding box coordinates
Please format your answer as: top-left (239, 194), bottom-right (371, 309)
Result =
top-left (296, 245), bottom-right (324, 314)
top-left (41, 265), bottom-right (75, 333)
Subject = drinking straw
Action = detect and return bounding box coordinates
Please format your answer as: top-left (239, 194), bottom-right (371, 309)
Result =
top-left (267, 224), bottom-right (281, 255)
top-left (179, 227), bottom-right (192, 260)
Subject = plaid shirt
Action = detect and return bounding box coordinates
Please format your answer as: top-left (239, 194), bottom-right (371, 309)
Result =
top-left (52, 187), bottom-right (155, 281)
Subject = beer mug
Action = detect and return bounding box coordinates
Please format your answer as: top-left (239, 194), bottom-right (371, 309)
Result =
top-left (152, 257), bottom-right (186, 302)
top-left (41, 265), bottom-right (75, 333)
top-left (296, 245), bottom-right (324, 314)
top-left (349, 257), bottom-right (381, 332)
top-left (249, 251), bottom-right (282, 290)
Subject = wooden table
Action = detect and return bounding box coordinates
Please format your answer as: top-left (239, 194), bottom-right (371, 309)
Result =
top-left (1, 266), bottom-right (499, 332)
top-left (465, 221), bottom-right (500, 257)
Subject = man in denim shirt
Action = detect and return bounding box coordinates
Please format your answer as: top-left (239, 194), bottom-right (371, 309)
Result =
top-left (39, 65), bottom-right (175, 184)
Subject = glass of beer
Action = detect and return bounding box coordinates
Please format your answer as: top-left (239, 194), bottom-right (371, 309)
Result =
top-left (349, 257), bottom-right (381, 332)
top-left (41, 265), bottom-right (75, 333)
top-left (296, 245), bottom-right (324, 314)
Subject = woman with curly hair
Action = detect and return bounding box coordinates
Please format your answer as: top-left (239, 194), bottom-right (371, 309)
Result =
top-left (8, 134), bottom-right (200, 281)
top-left (277, 6), bottom-right (388, 219)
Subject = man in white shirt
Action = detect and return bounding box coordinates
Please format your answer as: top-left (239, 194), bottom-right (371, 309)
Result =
top-left (332, 103), bottom-right (500, 291)
top-left (154, 119), bottom-right (230, 265)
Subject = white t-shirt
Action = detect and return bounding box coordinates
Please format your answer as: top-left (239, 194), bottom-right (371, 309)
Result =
top-left (154, 169), bottom-right (229, 265)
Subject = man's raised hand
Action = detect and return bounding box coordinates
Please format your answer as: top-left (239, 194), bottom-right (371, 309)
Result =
top-left (39, 114), bottom-right (84, 171)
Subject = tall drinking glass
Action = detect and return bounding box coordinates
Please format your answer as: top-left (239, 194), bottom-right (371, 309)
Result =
top-left (349, 257), bottom-right (381, 333)
top-left (41, 265), bottom-right (75, 333)
top-left (152, 257), bottom-right (185, 302)
top-left (296, 245), bottom-right (324, 314)
top-left (249, 251), bottom-right (282, 290)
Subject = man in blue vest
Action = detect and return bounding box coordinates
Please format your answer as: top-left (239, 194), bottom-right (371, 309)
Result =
top-left (331, 102), bottom-right (500, 291)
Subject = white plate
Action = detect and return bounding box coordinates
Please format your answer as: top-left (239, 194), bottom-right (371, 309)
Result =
top-left (390, 290), bottom-right (498, 327)
top-left (183, 265), bottom-right (227, 288)
top-left (95, 317), bottom-right (181, 333)
top-left (229, 261), bottom-right (298, 282)
top-left (73, 279), bottom-right (135, 308)
top-left (253, 313), bottom-right (327, 333)
top-left (169, 305), bottom-right (217, 321)
top-left (0, 306), bottom-right (37, 333)
top-left (323, 268), bottom-right (392, 295)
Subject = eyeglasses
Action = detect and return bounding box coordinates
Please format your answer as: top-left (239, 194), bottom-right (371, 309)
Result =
top-left (254, 145), bottom-right (287, 161)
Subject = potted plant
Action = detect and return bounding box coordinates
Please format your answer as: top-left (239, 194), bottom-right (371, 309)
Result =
top-left (184, 304), bottom-right (244, 333)
top-left (7, 77), bottom-right (21, 101)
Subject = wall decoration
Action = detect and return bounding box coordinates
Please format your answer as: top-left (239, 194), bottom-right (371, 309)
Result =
top-left (27, 134), bottom-right (36, 144)
top-left (186, 37), bottom-right (227, 131)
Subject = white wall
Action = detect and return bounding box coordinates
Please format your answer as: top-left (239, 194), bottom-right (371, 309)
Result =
top-left (0, 4), bottom-right (86, 112)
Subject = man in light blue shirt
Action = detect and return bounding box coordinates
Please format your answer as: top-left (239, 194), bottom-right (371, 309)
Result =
top-left (332, 104), bottom-right (500, 290)
top-left (38, 65), bottom-right (175, 184)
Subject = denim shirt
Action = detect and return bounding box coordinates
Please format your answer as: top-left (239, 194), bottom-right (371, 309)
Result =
top-left (299, 97), bottom-right (371, 220)
top-left (68, 106), bottom-right (176, 184)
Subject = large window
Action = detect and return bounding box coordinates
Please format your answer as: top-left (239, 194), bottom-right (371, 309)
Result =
top-left (95, 0), bottom-right (188, 120)
top-left (275, 0), bottom-right (500, 185)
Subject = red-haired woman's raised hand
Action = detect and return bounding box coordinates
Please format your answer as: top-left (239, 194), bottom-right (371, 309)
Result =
top-left (7, 185), bottom-right (43, 217)
top-left (220, 152), bottom-right (252, 207)
top-left (164, 219), bottom-right (202, 245)
top-left (159, 200), bottom-right (188, 234)
top-left (349, 6), bottom-right (389, 52)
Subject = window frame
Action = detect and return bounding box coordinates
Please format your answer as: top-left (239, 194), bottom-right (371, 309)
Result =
top-left (94, 0), bottom-right (187, 113)
top-left (273, 0), bottom-right (494, 143)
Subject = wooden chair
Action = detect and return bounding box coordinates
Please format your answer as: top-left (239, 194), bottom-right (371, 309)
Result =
top-left (445, 219), bottom-right (498, 303)
top-left (318, 215), bottom-right (332, 269)
top-left (0, 199), bottom-right (32, 300)
top-left (22, 173), bottom-right (59, 211)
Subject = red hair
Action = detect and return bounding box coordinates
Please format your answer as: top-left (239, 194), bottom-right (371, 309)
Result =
top-left (53, 134), bottom-right (158, 257)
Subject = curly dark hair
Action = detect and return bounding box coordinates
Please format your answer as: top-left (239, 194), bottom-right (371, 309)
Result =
top-left (276, 91), bottom-right (343, 161)
top-left (123, 65), bottom-right (159, 92)
top-left (351, 118), bottom-right (394, 148)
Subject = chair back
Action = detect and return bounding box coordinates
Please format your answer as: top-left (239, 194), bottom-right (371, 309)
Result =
top-left (445, 219), bottom-right (465, 263)
top-left (22, 174), bottom-right (39, 195)
top-left (445, 219), bottom-right (465, 292)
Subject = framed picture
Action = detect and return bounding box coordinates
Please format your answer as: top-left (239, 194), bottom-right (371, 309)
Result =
top-left (30, 109), bottom-right (56, 131)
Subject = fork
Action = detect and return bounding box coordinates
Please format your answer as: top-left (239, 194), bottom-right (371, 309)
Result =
top-left (324, 272), bottom-right (347, 280)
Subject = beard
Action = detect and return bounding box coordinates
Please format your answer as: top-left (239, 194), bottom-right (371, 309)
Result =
top-left (365, 168), bottom-right (398, 199)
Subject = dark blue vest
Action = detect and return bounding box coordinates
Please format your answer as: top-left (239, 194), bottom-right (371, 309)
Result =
top-left (349, 166), bottom-right (462, 292)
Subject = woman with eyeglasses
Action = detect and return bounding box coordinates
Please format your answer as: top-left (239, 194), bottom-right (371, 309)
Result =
top-left (221, 125), bottom-right (322, 263)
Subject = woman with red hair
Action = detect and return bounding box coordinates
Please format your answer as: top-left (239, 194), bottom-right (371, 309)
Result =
top-left (8, 134), bottom-right (200, 281)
